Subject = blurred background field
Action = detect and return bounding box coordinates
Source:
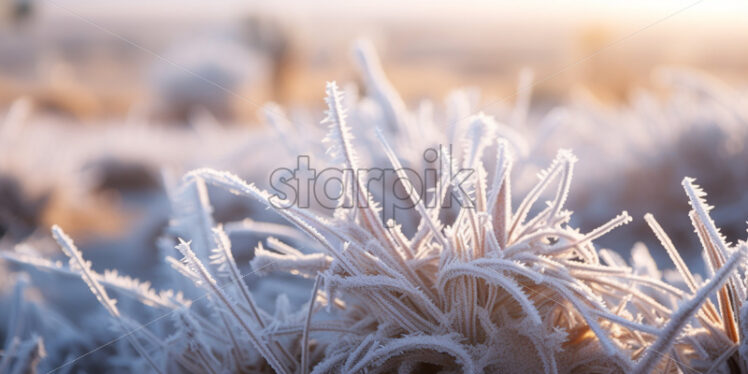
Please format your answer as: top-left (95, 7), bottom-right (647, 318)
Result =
top-left (2, 0), bottom-right (748, 119)
top-left (1, 0), bottom-right (748, 270)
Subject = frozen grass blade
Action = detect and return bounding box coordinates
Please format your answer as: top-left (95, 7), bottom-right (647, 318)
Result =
top-left (634, 244), bottom-right (748, 374)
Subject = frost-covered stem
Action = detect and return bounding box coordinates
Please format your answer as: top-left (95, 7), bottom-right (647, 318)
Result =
top-left (645, 213), bottom-right (721, 323)
top-left (175, 240), bottom-right (289, 374)
top-left (212, 228), bottom-right (265, 327)
top-left (179, 177), bottom-right (217, 262)
top-left (689, 210), bottom-right (740, 342)
top-left (515, 154), bottom-right (576, 240)
top-left (52, 226), bottom-right (165, 374)
top-left (52, 226), bottom-right (120, 317)
top-left (324, 82), bottom-right (402, 260)
top-left (487, 140), bottom-right (513, 250)
top-left (375, 127), bottom-right (441, 254)
top-left (543, 211), bottom-right (632, 254)
top-left (301, 275), bottom-right (322, 374)
top-left (682, 178), bottom-right (730, 263)
top-left (591, 310), bottom-right (661, 335)
top-left (217, 311), bottom-right (247, 365)
top-left (265, 323), bottom-right (362, 337)
top-left (683, 178), bottom-right (746, 304)
top-left (0, 251), bottom-right (189, 311)
top-left (508, 151), bottom-right (569, 242)
top-left (644, 214), bottom-right (696, 292)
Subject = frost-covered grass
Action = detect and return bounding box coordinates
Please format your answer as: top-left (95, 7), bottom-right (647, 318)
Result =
top-left (1, 44), bottom-right (748, 373)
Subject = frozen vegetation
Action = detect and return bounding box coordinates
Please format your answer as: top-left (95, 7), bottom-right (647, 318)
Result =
top-left (1, 43), bottom-right (748, 373)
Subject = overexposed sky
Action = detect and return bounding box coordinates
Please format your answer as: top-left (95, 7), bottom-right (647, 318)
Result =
top-left (46, 0), bottom-right (748, 25)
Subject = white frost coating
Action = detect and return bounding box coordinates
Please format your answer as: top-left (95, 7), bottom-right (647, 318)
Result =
top-left (4, 49), bottom-right (748, 374)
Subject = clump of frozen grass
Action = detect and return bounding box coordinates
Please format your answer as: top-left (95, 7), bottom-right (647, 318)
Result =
top-left (3, 45), bottom-right (748, 373)
top-left (6, 80), bottom-right (748, 373)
